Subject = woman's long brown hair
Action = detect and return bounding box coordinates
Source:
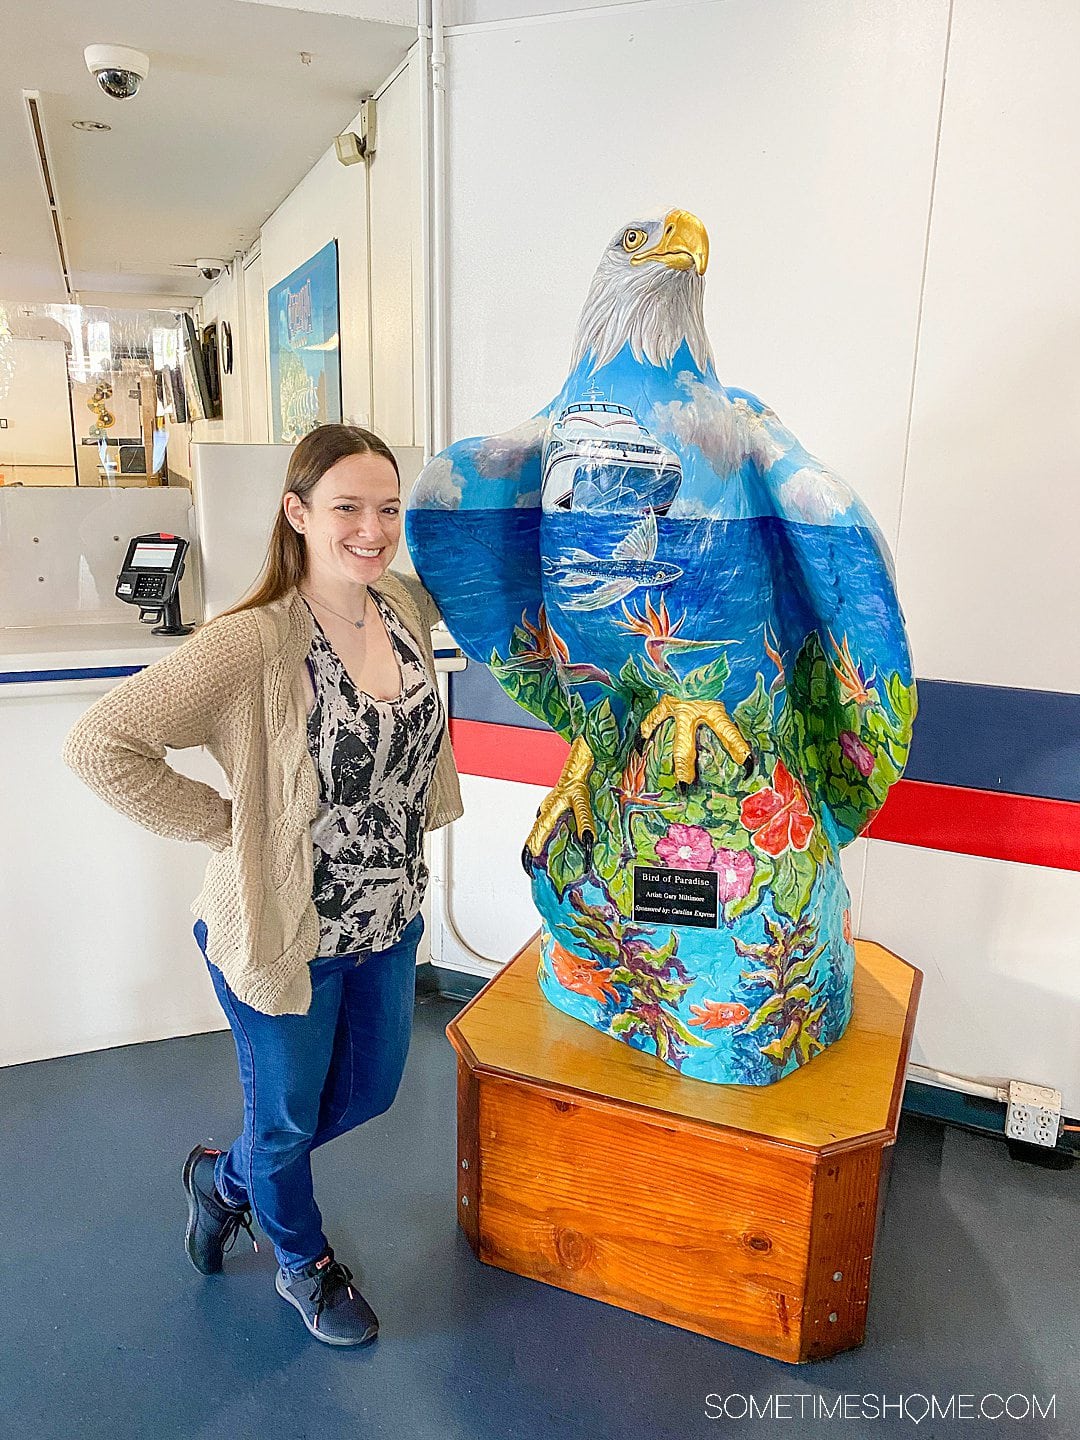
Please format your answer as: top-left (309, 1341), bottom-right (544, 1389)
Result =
top-left (215, 423), bottom-right (400, 619)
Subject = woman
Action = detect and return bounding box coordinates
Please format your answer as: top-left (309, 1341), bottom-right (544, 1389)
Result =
top-left (63, 424), bottom-right (463, 1347)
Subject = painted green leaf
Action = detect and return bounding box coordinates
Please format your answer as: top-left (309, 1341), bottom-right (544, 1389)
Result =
top-left (741, 967), bottom-right (779, 988)
top-left (660, 1008), bottom-right (712, 1048)
top-left (772, 848), bottom-right (817, 921)
top-left (584, 698), bottom-right (620, 758)
top-left (760, 1018), bottom-right (800, 1063)
top-left (607, 864), bottom-right (634, 917)
top-left (733, 672), bottom-right (774, 750)
top-left (745, 991), bottom-right (786, 1033)
top-left (783, 982), bottom-right (816, 1008)
top-left (795, 1028), bottom-right (825, 1065)
top-left (546, 824), bottom-right (585, 899)
top-left (705, 791), bottom-right (741, 826)
top-left (569, 691), bottom-right (586, 736)
top-left (679, 655), bottom-right (731, 699)
top-left (725, 856), bottom-right (771, 922)
top-left (680, 795), bottom-right (708, 827)
top-left (784, 954), bottom-right (819, 987)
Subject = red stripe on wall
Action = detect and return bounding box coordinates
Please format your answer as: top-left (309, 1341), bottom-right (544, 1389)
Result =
top-left (448, 720), bottom-right (1080, 872)
top-left (449, 718), bottom-right (568, 786)
top-left (866, 778), bottom-right (1080, 872)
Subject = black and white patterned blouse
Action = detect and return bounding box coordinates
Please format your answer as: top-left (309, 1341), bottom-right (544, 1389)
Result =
top-left (303, 592), bottom-right (443, 958)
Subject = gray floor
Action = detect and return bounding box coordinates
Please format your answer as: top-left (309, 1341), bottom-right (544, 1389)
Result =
top-left (2, 993), bottom-right (1075, 1440)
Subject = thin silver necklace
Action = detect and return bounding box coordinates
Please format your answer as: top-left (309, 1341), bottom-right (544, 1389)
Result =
top-left (300, 587), bottom-right (369, 629)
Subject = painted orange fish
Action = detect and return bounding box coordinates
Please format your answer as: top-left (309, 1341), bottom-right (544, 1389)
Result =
top-left (549, 942), bottom-right (621, 1004)
top-left (687, 999), bottom-right (751, 1031)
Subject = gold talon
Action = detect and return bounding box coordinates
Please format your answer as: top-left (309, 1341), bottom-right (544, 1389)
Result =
top-left (525, 737), bottom-right (596, 857)
top-left (640, 696), bottom-right (750, 786)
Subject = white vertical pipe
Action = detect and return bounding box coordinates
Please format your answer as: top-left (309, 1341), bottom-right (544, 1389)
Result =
top-left (417, 0), bottom-right (434, 460)
top-left (418, 0), bottom-right (501, 975)
top-left (429, 0), bottom-right (449, 455)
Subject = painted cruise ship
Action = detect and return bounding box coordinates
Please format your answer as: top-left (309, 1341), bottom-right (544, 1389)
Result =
top-left (541, 401), bottom-right (682, 515)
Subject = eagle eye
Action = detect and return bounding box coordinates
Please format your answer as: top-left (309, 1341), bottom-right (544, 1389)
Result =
top-left (621, 228), bottom-right (647, 253)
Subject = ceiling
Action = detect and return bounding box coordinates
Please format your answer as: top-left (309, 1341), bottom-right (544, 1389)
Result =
top-left (1, 0), bottom-right (414, 308)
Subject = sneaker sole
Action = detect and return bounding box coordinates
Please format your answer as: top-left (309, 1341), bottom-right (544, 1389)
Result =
top-left (182, 1145), bottom-right (221, 1276)
top-left (274, 1270), bottom-right (379, 1347)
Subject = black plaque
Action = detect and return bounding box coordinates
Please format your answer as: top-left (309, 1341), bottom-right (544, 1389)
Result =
top-left (632, 866), bottom-right (719, 928)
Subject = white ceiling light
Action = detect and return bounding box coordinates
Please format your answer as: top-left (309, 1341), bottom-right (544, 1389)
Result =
top-left (72, 120), bottom-right (112, 132)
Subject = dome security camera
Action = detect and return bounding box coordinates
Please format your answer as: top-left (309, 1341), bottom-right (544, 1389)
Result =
top-left (84, 45), bottom-right (150, 101)
top-left (195, 258), bottom-right (228, 282)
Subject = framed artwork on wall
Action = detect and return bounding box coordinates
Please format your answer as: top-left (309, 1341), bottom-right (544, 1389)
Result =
top-left (267, 239), bottom-right (342, 443)
top-left (200, 322), bottom-right (223, 419)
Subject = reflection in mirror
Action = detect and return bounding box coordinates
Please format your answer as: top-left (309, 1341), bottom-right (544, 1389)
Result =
top-left (0, 302), bottom-right (184, 488)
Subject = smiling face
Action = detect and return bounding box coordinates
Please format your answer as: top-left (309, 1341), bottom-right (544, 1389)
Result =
top-left (284, 450), bottom-right (401, 593)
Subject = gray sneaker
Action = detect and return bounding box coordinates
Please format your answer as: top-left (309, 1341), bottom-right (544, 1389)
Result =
top-left (182, 1144), bottom-right (257, 1275)
top-left (275, 1249), bottom-right (379, 1346)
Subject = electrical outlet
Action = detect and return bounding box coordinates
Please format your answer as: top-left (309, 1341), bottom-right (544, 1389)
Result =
top-left (1005, 1080), bottom-right (1062, 1148)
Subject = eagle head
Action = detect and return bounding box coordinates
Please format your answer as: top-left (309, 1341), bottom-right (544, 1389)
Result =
top-left (569, 209), bottom-right (713, 377)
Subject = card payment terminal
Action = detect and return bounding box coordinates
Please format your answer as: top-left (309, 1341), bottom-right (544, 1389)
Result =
top-left (116, 532), bottom-right (194, 636)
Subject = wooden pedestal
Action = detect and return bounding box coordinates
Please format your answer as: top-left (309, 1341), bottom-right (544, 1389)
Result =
top-left (447, 935), bottom-right (921, 1363)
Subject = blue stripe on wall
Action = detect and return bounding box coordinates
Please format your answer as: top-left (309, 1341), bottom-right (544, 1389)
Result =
top-left (905, 680), bottom-right (1080, 803)
top-left (0, 666), bottom-right (144, 685)
top-left (449, 665), bottom-right (1080, 804)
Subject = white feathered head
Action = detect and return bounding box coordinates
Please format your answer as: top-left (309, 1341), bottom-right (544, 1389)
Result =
top-left (570, 209), bottom-right (713, 376)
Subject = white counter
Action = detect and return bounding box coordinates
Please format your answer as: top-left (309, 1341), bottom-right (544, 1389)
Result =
top-left (0, 621), bottom-right (188, 676)
top-left (0, 621), bottom-right (464, 1068)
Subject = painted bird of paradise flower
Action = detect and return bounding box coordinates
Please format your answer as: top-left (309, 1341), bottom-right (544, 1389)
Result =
top-left (497, 605), bottom-right (611, 689)
top-left (763, 620), bottom-right (785, 693)
top-left (615, 592), bottom-right (729, 676)
top-left (548, 615), bottom-right (613, 689)
top-left (828, 630), bottom-right (877, 708)
top-left (615, 749), bottom-right (664, 859)
top-left (688, 999), bottom-right (751, 1031)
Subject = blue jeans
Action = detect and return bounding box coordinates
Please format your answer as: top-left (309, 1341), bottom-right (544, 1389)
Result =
top-left (193, 913), bottom-right (423, 1273)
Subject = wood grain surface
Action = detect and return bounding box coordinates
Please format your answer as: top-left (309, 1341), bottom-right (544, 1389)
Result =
top-left (448, 937), bottom-right (921, 1153)
top-left (449, 933), bottom-right (921, 1360)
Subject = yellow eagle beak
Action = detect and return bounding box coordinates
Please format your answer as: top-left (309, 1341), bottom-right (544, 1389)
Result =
top-left (632, 209), bottom-right (709, 275)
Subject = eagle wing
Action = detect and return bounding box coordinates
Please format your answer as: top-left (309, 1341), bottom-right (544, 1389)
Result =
top-left (734, 393), bottom-right (915, 844)
top-left (405, 416), bottom-right (574, 738)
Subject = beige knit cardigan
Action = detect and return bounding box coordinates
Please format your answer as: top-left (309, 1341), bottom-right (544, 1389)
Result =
top-left (62, 573), bottom-right (463, 1016)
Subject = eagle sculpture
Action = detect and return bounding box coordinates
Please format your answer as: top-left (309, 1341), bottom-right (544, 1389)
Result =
top-left (406, 209), bottom-right (915, 1085)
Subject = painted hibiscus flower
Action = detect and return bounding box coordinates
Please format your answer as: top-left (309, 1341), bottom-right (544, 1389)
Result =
top-left (709, 846), bottom-right (756, 903)
top-left (839, 730), bottom-right (875, 777)
top-left (655, 823), bottom-right (714, 869)
top-left (739, 759), bottom-right (815, 857)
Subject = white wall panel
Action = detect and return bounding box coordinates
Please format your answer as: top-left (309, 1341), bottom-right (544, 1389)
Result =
top-left (260, 141), bottom-right (372, 429)
top-left (0, 340), bottom-right (73, 471)
top-left (0, 689), bottom-right (227, 1066)
top-left (242, 248), bottom-right (270, 443)
top-left (447, 774), bottom-right (549, 962)
top-left (444, 0), bottom-right (949, 546)
top-left (862, 839), bottom-right (1080, 1110)
top-left (371, 57), bottom-right (422, 446)
top-left (897, 0), bottom-right (1080, 690)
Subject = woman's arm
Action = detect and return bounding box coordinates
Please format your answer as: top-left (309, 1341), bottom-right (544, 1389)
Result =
top-left (62, 610), bottom-right (263, 851)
